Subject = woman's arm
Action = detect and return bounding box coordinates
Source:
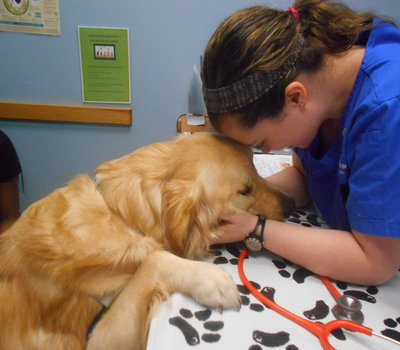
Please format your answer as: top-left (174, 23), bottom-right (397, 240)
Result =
top-left (215, 151), bottom-right (399, 285)
top-left (265, 152), bottom-right (310, 208)
top-left (265, 219), bottom-right (400, 286)
top-left (214, 212), bottom-right (400, 286)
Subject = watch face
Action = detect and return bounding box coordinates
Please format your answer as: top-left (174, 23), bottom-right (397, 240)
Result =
top-left (246, 238), bottom-right (262, 252)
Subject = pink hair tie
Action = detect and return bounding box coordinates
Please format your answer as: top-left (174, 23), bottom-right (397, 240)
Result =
top-left (288, 6), bottom-right (300, 20)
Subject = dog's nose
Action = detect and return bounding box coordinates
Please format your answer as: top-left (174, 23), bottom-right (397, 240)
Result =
top-left (284, 196), bottom-right (296, 218)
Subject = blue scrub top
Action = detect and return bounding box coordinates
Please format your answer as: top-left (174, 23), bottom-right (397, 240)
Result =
top-left (296, 19), bottom-right (400, 238)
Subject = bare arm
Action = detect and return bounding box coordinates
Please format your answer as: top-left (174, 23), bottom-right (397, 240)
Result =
top-left (0, 178), bottom-right (20, 233)
top-left (265, 152), bottom-right (310, 208)
top-left (214, 212), bottom-right (400, 286)
top-left (265, 220), bottom-right (400, 285)
top-left (215, 152), bottom-right (399, 285)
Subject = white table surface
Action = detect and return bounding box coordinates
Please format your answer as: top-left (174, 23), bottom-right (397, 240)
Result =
top-left (147, 154), bottom-right (400, 350)
top-left (147, 208), bottom-right (400, 350)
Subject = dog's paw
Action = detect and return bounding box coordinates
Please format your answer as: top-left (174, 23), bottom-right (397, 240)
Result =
top-left (180, 261), bottom-right (241, 312)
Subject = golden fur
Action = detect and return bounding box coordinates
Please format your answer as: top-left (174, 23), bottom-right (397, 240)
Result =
top-left (0, 132), bottom-right (293, 350)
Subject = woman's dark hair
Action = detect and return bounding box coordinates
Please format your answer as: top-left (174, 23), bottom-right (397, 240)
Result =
top-left (201, 0), bottom-right (392, 130)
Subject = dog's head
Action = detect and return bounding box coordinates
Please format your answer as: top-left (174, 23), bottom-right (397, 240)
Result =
top-left (95, 132), bottom-right (294, 259)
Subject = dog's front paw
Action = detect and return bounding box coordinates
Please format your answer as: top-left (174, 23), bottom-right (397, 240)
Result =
top-left (180, 261), bottom-right (241, 311)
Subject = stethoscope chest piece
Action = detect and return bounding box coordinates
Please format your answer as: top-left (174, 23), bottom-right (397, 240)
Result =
top-left (332, 295), bottom-right (364, 324)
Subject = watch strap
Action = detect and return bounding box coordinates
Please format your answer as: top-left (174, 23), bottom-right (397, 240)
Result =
top-left (245, 215), bottom-right (266, 252)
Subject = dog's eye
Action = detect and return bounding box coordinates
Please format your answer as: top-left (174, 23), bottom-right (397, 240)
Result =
top-left (239, 185), bottom-right (253, 196)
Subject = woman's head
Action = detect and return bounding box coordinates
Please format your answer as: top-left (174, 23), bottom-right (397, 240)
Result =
top-left (201, 0), bottom-right (376, 131)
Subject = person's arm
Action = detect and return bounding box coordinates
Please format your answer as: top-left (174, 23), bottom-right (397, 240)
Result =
top-left (0, 177), bottom-right (20, 233)
top-left (214, 212), bottom-right (400, 286)
top-left (265, 152), bottom-right (310, 208)
top-left (264, 220), bottom-right (400, 286)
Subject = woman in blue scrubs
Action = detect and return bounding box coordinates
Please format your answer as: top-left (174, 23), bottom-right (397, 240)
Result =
top-left (201, 0), bottom-right (400, 285)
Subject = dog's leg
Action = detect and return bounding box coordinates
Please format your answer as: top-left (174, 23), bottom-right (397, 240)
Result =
top-left (0, 232), bottom-right (163, 350)
top-left (87, 250), bottom-right (240, 350)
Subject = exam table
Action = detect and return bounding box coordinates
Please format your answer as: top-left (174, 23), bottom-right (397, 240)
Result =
top-left (147, 149), bottom-right (400, 350)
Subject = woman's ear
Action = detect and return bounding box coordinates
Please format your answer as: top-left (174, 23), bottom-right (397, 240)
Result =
top-left (284, 81), bottom-right (307, 108)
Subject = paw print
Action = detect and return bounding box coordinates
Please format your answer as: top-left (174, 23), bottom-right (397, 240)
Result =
top-left (303, 300), bottom-right (330, 320)
top-left (212, 243), bottom-right (243, 265)
top-left (249, 330), bottom-right (299, 350)
top-left (271, 258), bottom-right (315, 283)
top-left (381, 316), bottom-right (400, 343)
top-left (236, 282), bottom-right (301, 350)
top-left (249, 345), bottom-right (299, 350)
top-left (169, 308), bottom-right (224, 345)
top-left (237, 281), bottom-right (275, 312)
top-left (287, 209), bottom-right (327, 228)
top-left (335, 281), bottom-right (378, 303)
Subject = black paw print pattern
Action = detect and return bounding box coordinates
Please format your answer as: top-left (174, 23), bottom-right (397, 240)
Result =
top-left (249, 345), bottom-right (298, 350)
top-left (335, 281), bottom-right (378, 304)
top-left (249, 330), bottom-right (299, 350)
top-left (302, 301), bottom-right (347, 341)
top-left (271, 258), bottom-right (314, 282)
top-left (287, 209), bottom-right (326, 228)
top-left (208, 212), bottom-right (395, 348)
top-left (169, 308), bottom-right (224, 346)
top-left (381, 316), bottom-right (400, 342)
top-left (269, 259), bottom-right (352, 342)
top-left (237, 281), bottom-right (275, 312)
top-left (212, 243), bottom-right (243, 265)
top-left (235, 281), bottom-right (301, 349)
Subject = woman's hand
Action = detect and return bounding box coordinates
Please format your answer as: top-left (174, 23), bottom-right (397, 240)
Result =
top-left (213, 212), bottom-right (259, 244)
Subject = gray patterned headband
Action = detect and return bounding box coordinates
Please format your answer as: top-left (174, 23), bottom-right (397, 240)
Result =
top-left (202, 37), bottom-right (304, 114)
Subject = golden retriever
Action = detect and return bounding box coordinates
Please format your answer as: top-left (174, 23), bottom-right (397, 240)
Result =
top-left (0, 132), bottom-right (294, 350)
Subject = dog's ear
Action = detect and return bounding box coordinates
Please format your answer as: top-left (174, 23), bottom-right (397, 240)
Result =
top-left (162, 179), bottom-right (218, 259)
top-left (94, 141), bottom-right (175, 230)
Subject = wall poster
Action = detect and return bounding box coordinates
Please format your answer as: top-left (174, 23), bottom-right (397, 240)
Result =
top-left (78, 26), bottom-right (131, 104)
top-left (0, 0), bottom-right (60, 35)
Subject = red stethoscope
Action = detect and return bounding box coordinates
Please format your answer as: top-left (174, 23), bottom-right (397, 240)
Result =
top-left (238, 247), bottom-right (400, 350)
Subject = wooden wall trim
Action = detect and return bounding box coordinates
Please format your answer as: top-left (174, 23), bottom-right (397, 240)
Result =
top-left (0, 101), bottom-right (132, 125)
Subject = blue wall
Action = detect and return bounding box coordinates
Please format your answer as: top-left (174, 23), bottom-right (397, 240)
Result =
top-left (1, 0), bottom-right (400, 210)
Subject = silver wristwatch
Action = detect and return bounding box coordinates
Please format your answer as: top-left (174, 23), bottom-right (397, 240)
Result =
top-left (244, 215), bottom-right (266, 252)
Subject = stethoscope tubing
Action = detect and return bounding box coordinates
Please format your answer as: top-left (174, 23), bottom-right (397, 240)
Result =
top-left (238, 248), bottom-right (375, 350)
